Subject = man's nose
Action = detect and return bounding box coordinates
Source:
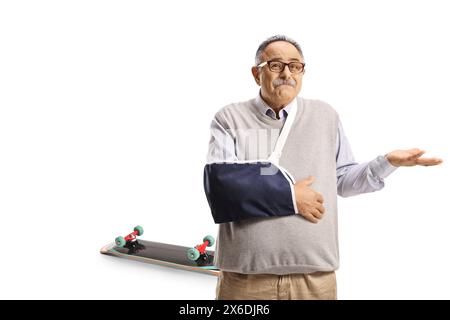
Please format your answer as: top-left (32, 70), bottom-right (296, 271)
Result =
top-left (279, 65), bottom-right (292, 79)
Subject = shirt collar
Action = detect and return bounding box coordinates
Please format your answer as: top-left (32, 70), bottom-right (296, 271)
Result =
top-left (255, 91), bottom-right (297, 120)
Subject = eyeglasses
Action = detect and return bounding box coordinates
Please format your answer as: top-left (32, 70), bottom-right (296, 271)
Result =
top-left (257, 60), bottom-right (305, 74)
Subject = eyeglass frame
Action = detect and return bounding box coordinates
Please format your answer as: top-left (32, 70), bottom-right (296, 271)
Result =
top-left (257, 60), bottom-right (306, 74)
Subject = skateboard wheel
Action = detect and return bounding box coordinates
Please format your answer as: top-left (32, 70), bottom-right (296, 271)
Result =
top-left (187, 248), bottom-right (200, 261)
top-left (115, 236), bottom-right (126, 247)
top-left (134, 225), bottom-right (144, 236)
top-left (203, 235), bottom-right (215, 247)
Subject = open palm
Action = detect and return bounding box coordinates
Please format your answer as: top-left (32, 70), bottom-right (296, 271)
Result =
top-left (386, 148), bottom-right (443, 167)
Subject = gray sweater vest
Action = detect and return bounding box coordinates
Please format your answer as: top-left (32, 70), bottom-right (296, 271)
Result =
top-left (213, 96), bottom-right (339, 274)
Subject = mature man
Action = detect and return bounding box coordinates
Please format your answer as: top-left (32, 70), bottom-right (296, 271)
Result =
top-left (203, 35), bottom-right (443, 300)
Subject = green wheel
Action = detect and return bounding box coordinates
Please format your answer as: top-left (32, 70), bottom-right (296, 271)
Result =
top-left (115, 236), bottom-right (126, 247)
top-left (134, 225), bottom-right (144, 236)
top-left (187, 248), bottom-right (200, 261)
top-left (203, 235), bottom-right (215, 247)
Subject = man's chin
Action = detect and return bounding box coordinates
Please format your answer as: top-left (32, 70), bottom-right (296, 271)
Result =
top-left (274, 86), bottom-right (295, 96)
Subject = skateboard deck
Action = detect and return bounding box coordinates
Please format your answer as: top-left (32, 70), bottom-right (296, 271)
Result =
top-left (100, 239), bottom-right (220, 276)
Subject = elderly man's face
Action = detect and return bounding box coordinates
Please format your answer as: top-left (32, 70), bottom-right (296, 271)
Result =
top-left (252, 41), bottom-right (305, 109)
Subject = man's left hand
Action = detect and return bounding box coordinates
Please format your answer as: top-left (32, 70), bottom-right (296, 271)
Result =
top-left (385, 148), bottom-right (443, 167)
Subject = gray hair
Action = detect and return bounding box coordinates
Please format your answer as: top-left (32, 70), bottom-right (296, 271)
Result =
top-left (255, 35), bottom-right (304, 66)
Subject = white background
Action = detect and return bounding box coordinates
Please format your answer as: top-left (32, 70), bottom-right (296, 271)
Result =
top-left (1, 0), bottom-right (449, 299)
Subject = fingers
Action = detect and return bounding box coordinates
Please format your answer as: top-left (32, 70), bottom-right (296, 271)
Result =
top-left (303, 212), bottom-right (319, 224)
top-left (303, 209), bottom-right (323, 224)
top-left (409, 148), bottom-right (443, 165)
top-left (316, 203), bottom-right (325, 214)
top-left (316, 194), bottom-right (324, 204)
top-left (409, 149), bottom-right (426, 159)
top-left (300, 205), bottom-right (325, 224)
top-left (311, 208), bottom-right (323, 220)
top-left (415, 157), bottom-right (444, 166)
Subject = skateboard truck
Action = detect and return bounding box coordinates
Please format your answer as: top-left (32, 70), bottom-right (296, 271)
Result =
top-left (187, 235), bottom-right (215, 261)
top-left (115, 225), bottom-right (144, 248)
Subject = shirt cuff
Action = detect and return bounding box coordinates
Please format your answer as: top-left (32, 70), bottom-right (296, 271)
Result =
top-left (369, 155), bottom-right (399, 179)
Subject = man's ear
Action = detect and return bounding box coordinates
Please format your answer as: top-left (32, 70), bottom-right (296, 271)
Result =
top-left (251, 66), bottom-right (261, 86)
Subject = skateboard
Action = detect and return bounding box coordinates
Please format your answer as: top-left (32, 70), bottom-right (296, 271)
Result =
top-left (100, 226), bottom-right (219, 276)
